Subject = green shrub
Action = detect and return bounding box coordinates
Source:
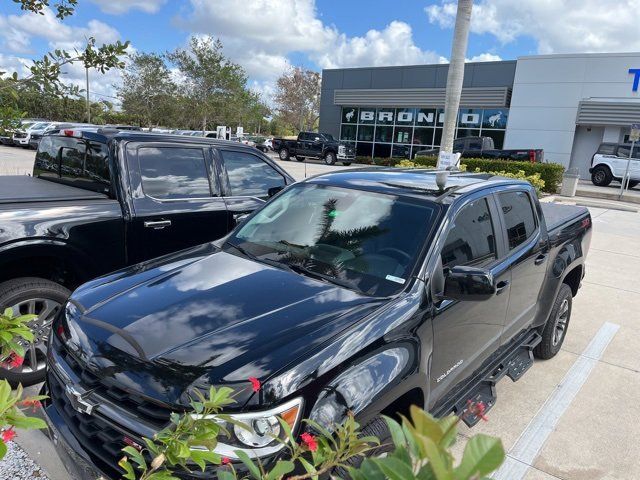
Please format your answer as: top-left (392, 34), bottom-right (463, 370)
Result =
top-left (412, 156), bottom-right (438, 168)
top-left (355, 157), bottom-right (402, 167)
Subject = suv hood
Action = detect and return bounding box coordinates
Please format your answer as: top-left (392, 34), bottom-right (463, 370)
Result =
top-left (63, 245), bottom-right (382, 406)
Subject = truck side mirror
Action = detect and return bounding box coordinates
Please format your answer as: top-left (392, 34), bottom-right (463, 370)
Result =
top-left (268, 186), bottom-right (284, 197)
top-left (442, 265), bottom-right (495, 301)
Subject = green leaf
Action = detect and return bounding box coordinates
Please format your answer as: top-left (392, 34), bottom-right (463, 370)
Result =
top-left (372, 457), bottom-right (415, 480)
top-left (353, 458), bottom-right (386, 480)
top-left (265, 460), bottom-right (294, 480)
top-left (234, 450), bottom-right (261, 479)
top-left (409, 405), bottom-right (444, 442)
top-left (8, 416), bottom-right (47, 430)
top-left (118, 457), bottom-right (136, 480)
top-left (0, 441), bottom-right (6, 461)
top-left (454, 434), bottom-right (505, 480)
top-left (218, 471), bottom-right (236, 480)
top-left (122, 446), bottom-right (146, 469)
top-left (383, 415), bottom-right (407, 448)
top-left (298, 457), bottom-right (317, 478)
top-left (189, 450), bottom-right (221, 471)
top-left (415, 433), bottom-right (451, 480)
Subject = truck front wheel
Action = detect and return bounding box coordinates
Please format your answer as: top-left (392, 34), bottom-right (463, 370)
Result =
top-left (324, 151), bottom-right (337, 165)
top-left (332, 416), bottom-right (393, 476)
top-left (534, 284), bottom-right (572, 360)
top-left (278, 148), bottom-right (290, 161)
top-left (0, 278), bottom-right (71, 386)
top-left (591, 165), bottom-right (612, 186)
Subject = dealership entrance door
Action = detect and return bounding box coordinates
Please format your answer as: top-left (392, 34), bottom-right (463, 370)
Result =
top-left (569, 126), bottom-right (604, 180)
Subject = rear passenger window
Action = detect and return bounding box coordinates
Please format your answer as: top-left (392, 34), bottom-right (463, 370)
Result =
top-left (597, 143), bottom-right (616, 155)
top-left (442, 198), bottom-right (496, 268)
top-left (138, 147), bottom-right (211, 199)
top-left (222, 151), bottom-right (286, 197)
top-left (498, 191), bottom-right (537, 250)
top-left (617, 146), bottom-right (631, 158)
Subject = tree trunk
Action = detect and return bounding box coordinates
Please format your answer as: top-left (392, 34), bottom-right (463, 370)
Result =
top-left (202, 114), bottom-right (207, 134)
top-left (439, 0), bottom-right (473, 164)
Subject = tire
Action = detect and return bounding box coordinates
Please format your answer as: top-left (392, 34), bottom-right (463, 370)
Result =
top-left (534, 283), bottom-right (572, 360)
top-left (278, 148), bottom-right (290, 161)
top-left (333, 416), bottom-right (393, 477)
top-left (342, 162), bottom-right (352, 166)
top-left (628, 181), bottom-right (639, 189)
top-left (295, 156), bottom-right (305, 162)
top-left (0, 278), bottom-right (70, 387)
top-left (324, 151), bottom-right (337, 165)
top-left (591, 165), bottom-right (612, 187)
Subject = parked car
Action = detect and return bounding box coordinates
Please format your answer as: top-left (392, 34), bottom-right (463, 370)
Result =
top-left (26, 122), bottom-right (55, 149)
top-left (589, 142), bottom-right (639, 188)
top-left (414, 136), bottom-right (545, 163)
top-left (12, 121), bottom-right (48, 147)
top-left (272, 131), bottom-right (355, 165)
top-left (0, 127), bottom-right (294, 386)
top-left (42, 168), bottom-right (590, 479)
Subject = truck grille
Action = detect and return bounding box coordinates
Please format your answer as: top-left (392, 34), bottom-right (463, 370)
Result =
top-left (14, 132), bottom-right (27, 139)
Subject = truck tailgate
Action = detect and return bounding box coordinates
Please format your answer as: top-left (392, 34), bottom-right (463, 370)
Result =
top-left (541, 202), bottom-right (588, 232)
top-left (0, 176), bottom-right (108, 204)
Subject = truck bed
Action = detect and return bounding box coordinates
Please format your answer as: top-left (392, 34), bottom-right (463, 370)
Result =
top-left (0, 176), bottom-right (108, 205)
top-left (541, 202), bottom-right (588, 232)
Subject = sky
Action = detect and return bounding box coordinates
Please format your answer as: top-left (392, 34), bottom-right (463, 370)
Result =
top-left (1, 0), bottom-right (639, 106)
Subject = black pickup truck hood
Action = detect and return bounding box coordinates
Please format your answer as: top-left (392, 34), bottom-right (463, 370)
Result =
top-left (64, 245), bottom-right (382, 406)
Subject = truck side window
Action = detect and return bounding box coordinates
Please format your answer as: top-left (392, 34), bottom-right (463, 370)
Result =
top-left (442, 198), bottom-right (496, 268)
top-left (467, 138), bottom-right (483, 150)
top-left (222, 151), bottom-right (286, 197)
top-left (498, 191), bottom-right (537, 250)
top-left (138, 147), bottom-right (211, 199)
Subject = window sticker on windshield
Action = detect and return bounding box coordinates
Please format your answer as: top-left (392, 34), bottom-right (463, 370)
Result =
top-left (385, 275), bottom-right (406, 284)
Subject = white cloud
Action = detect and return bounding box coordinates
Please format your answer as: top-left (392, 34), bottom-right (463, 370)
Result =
top-left (89, 0), bottom-right (167, 15)
top-left (467, 53), bottom-right (502, 62)
top-left (426, 0), bottom-right (640, 54)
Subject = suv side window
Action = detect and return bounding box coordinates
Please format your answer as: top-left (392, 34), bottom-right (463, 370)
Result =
top-left (498, 191), bottom-right (537, 250)
top-left (442, 198), bottom-right (496, 268)
top-left (597, 143), bottom-right (617, 155)
top-left (138, 146), bottom-right (212, 199)
top-left (222, 150), bottom-right (286, 197)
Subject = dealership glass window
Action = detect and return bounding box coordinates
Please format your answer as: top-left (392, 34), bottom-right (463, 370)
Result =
top-left (413, 128), bottom-right (434, 146)
top-left (374, 143), bottom-right (392, 158)
top-left (392, 144), bottom-right (411, 158)
top-left (433, 128), bottom-right (443, 147)
top-left (436, 109), bottom-right (445, 126)
top-left (456, 128), bottom-right (481, 140)
top-left (342, 107), bottom-right (358, 124)
top-left (358, 125), bottom-right (374, 141)
top-left (481, 130), bottom-right (505, 149)
top-left (356, 142), bottom-right (373, 157)
top-left (395, 108), bottom-right (416, 125)
top-left (376, 108), bottom-right (395, 125)
top-left (482, 109), bottom-right (509, 129)
top-left (416, 108), bottom-right (437, 127)
top-left (340, 124), bottom-right (357, 141)
top-left (358, 108), bottom-right (376, 125)
top-left (394, 126), bottom-right (413, 144)
top-left (458, 108), bottom-right (482, 129)
top-left (375, 125), bottom-right (394, 143)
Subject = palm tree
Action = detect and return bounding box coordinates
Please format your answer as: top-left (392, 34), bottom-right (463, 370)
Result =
top-left (439, 0), bottom-right (474, 168)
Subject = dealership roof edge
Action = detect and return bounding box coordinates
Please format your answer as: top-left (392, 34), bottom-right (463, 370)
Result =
top-left (322, 59), bottom-right (516, 73)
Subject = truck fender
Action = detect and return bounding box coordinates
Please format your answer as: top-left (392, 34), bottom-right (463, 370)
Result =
top-left (308, 345), bottom-right (414, 430)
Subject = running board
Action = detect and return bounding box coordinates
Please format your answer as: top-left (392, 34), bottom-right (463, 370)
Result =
top-left (431, 330), bottom-right (542, 427)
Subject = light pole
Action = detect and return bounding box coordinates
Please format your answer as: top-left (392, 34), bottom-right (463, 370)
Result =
top-left (85, 67), bottom-right (91, 123)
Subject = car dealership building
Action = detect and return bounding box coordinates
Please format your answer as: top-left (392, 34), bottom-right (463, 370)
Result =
top-left (319, 52), bottom-right (640, 178)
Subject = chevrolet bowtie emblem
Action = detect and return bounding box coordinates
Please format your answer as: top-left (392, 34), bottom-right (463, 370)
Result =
top-left (64, 385), bottom-right (96, 415)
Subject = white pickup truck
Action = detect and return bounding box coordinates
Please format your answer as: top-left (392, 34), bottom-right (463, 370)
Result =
top-left (590, 142), bottom-right (639, 188)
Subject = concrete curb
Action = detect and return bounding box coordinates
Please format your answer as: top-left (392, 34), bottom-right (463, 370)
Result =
top-left (543, 195), bottom-right (639, 212)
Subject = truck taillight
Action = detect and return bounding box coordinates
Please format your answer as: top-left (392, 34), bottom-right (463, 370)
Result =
top-left (63, 129), bottom-right (82, 138)
top-left (529, 150), bottom-right (535, 163)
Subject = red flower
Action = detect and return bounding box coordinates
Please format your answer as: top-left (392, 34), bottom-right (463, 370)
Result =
top-left (221, 457), bottom-right (231, 465)
top-left (300, 432), bottom-right (318, 452)
top-left (1, 427), bottom-right (16, 443)
top-left (248, 377), bottom-right (261, 393)
top-left (1, 353), bottom-right (24, 370)
top-left (465, 399), bottom-right (488, 422)
top-left (20, 399), bottom-right (42, 412)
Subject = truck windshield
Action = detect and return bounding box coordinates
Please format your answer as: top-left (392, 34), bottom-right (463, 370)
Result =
top-left (227, 184), bottom-right (437, 296)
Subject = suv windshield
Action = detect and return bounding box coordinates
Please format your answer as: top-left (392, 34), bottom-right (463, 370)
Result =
top-left (227, 184), bottom-right (437, 296)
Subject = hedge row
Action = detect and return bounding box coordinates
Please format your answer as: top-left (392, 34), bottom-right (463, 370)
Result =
top-left (354, 156), bottom-right (564, 193)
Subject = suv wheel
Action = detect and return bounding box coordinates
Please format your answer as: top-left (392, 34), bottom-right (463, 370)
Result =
top-left (342, 162), bottom-right (352, 166)
top-left (278, 148), bottom-right (290, 161)
top-left (591, 165), bottom-right (612, 186)
top-left (0, 278), bottom-right (71, 386)
top-left (628, 181), bottom-right (639, 189)
top-left (534, 283), bottom-right (572, 360)
top-left (324, 151), bottom-right (337, 165)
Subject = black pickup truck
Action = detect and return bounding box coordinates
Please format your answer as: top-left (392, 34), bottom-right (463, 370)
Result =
top-left (43, 169), bottom-right (590, 479)
top-left (272, 131), bottom-right (355, 165)
top-left (414, 136), bottom-right (545, 163)
top-left (0, 128), bottom-right (293, 386)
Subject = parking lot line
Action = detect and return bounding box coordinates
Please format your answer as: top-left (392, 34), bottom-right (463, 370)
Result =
top-left (494, 321), bottom-right (620, 480)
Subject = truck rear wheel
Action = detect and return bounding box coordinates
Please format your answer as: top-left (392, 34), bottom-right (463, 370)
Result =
top-left (295, 156), bottom-right (305, 162)
top-left (591, 165), bottom-right (612, 186)
top-left (278, 148), bottom-right (290, 161)
top-left (0, 278), bottom-right (70, 387)
top-left (534, 284), bottom-right (572, 360)
top-left (324, 151), bottom-right (337, 165)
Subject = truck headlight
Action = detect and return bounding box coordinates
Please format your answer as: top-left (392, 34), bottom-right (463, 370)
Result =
top-left (191, 397), bottom-right (303, 459)
top-left (338, 145), bottom-right (345, 154)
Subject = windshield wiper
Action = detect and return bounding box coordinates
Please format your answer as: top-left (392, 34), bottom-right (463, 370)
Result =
top-left (286, 263), bottom-right (356, 291)
top-left (226, 242), bottom-right (258, 261)
top-left (226, 242), bottom-right (292, 271)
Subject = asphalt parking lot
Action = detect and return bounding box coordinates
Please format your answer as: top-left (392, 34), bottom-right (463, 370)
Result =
top-left (1, 144), bottom-right (639, 480)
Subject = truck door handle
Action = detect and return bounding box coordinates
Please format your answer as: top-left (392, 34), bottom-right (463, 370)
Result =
top-left (534, 254), bottom-right (547, 265)
top-left (144, 220), bottom-right (172, 229)
top-left (496, 280), bottom-right (510, 295)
